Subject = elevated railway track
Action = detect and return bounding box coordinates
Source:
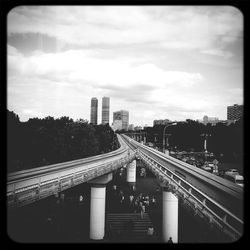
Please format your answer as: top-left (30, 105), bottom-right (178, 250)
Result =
top-left (121, 134), bottom-right (243, 240)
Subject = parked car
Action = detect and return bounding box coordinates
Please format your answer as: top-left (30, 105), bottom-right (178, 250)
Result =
top-left (224, 169), bottom-right (239, 176)
top-left (224, 173), bottom-right (244, 187)
top-left (201, 165), bottom-right (213, 173)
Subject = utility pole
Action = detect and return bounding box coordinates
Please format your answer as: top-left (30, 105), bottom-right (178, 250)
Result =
top-left (200, 133), bottom-right (211, 153)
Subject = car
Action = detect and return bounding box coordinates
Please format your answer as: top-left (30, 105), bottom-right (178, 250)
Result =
top-left (201, 165), bottom-right (213, 172)
top-left (225, 169), bottom-right (239, 175)
top-left (224, 173), bottom-right (244, 187)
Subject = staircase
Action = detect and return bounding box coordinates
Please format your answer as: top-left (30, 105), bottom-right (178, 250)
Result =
top-left (106, 213), bottom-right (158, 242)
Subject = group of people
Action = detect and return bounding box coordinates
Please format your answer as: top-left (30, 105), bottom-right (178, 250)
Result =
top-left (110, 183), bottom-right (157, 217)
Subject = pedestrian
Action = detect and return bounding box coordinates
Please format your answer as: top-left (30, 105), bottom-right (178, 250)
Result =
top-left (167, 237), bottom-right (173, 243)
top-left (79, 195), bottom-right (84, 205)
top-left (144, 197), bottom-right (150, 206)
top-left (147, 225), bottom-right (154, 240)
top-left (120, 195), bottom-right (125, 204)
top-left (129, 194), bottom-right (134, 207)
top-left (140, 203), bottom-right (145, 219)
top-left (134, 200), bottom-right (138, 213)
top-left (151, 196), bottom-right (156, 208)
top-left (152, 196), bottom-right (156, 204)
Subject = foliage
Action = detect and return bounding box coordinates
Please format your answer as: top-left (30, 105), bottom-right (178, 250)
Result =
top-left (126, 119), bottom-right (243, 163)
top-left (7, 110), bottom-right (119, 173)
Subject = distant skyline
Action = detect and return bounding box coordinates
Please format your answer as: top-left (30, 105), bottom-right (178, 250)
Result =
top-left (7, 6), bottom-right (243, 126)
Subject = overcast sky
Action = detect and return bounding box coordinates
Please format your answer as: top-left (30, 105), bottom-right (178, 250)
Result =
top-left (7, 6), bottom-right (243, 126)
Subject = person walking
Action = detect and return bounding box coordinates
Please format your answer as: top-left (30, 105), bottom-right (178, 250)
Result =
top-left (167, 237), bottom-right (173, 243)
top-left (134, 199), bottom-right (138, 213)
top-left (140, 203), bottom-right (145, 219)
top-left (147, 225), bottom-right (154, 241)
top-left (151, 196), bottom-right (156, 209)
top-left (120, 194), bottom-right (125, 204)
top-left (129, 194), bottom-right (134, 212)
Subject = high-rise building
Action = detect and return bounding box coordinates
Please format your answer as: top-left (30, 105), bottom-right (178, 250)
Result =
top-left (102, 97), bottom-right (110, 125)
top-left (227, 104), bottom-right (243, 121)
top-left (112, 120), bottom-right (123, 131)
top-left (90, 97), bottom-right (98, 124)
top-left (113, 110), bottom-right (129, 131)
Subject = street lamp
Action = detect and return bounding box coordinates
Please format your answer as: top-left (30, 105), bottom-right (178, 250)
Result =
top-left (163, 122), bottom-right (177, 154)
top-left (200, 133), bottom-right (211, 153)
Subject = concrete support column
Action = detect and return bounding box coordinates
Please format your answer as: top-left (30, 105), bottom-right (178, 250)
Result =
top-left (126, 160), bottom-right (136, 184)
top-left (162, 191), bottom-right (178, 243)
top-left (89, 184), bottom-right (106, 240)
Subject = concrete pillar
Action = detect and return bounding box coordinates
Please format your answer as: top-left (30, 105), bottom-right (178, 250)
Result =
top-left (89, 184), bottom-right (106, 240)
top-left (126, 160), bottom-right (136, 184)
top-left (162, 191), bottom-right (178, 243)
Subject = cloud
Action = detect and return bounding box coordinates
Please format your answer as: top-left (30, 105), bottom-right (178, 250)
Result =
top-left (7, 47), bottom-right (204, 122)
top-left (7, 6), bottom-right (243, 124)
top-left (8, 44), bottom-right (20, 56)
top-left (22, 109), bottom-right (44, 117)
top-left (225, 88), bottom-right (244, 104)
top-left (201, 49), bottom-right (233, 58)
top-left (8, 49), bottom-right (204, 89)
top-left (8, 6), bottom-right (243, 54)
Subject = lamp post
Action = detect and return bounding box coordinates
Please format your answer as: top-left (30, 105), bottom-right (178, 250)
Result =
top-left (163, 123), bottom-right (177, 154)
top-left (154, 133), bottom-right (158, 143)
top-left (200, 133), bottom-right (211, 153)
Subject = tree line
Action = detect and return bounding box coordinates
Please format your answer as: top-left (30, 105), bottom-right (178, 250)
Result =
top-left (119, 118), bottom-right (243, 163)
top-left (7, 110), bottom-right (119, 173)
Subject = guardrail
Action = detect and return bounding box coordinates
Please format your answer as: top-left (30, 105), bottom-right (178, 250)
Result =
top-left (139, 150), bottom-right (243, 240)
top-left (122, 135), bottom-right (243, 241)
top-left (125, 136), bottom-right (243, 198)
top-left (7, 135), bottom-right (136, 208)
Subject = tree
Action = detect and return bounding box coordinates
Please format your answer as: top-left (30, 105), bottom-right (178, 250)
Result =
top-left (7, 110), bottom-right (120, 173)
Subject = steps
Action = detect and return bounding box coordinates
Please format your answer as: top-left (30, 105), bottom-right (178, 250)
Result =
top-left (106, 213), bottom-right (158, 242)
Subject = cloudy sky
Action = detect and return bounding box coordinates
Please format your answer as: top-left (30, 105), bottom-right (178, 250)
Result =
top-left (7, 6), bottom-right (243, 126)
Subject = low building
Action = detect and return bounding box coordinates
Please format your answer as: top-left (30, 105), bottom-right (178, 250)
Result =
top-left (153, 119), bottom-right (172, 126)
top-left (134, 126), bottom-right (143, 131)
top-left (203, 115), bottom-right (219, 126)
top-left (128, 124), bottom-right (134, 131)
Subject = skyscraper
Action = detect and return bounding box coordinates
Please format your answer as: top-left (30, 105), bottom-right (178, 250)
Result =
top-left (102, 97), bottom-right (110, 125)
top-left (227, 104), bottom-right (243, 121)
top-left (90, 97), bottom-right (98, 124)
top-left (113, 110), bottom-right (129, 131)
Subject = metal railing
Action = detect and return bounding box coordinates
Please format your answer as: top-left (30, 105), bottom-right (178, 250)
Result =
top-left (7, 135), bottom-right (136, 208)
top-left (121, 135), bottom-right (243, 240)
top-left (138, 150), bottom-right (243, 240)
